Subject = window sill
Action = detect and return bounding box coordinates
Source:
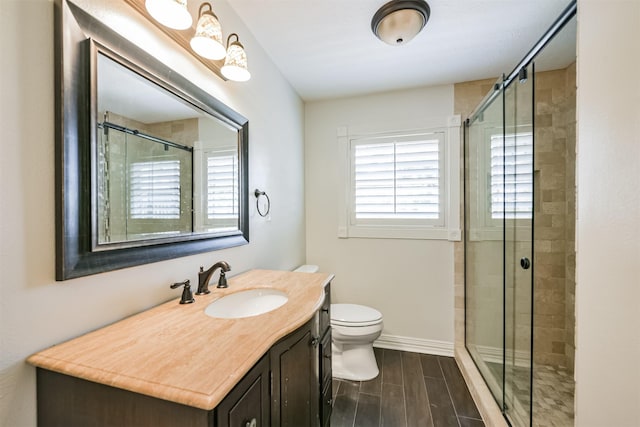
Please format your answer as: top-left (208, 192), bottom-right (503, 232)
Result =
top-left (339, 225), bottom-right (461, 241)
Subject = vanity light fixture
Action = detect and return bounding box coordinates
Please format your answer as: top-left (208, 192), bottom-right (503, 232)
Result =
top-left (221, 33), bottom-right (251, 82)
top-left (129, 0), bottom-right (251, 81)
top-left (145, 0), bottom-right (193, 30)
top-left (371, 0), bottom-right (431, 46)
top-left (190, 2), bottom-right (226, 60)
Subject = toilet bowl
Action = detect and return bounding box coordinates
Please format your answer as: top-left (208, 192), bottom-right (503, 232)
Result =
top-left (331, 303), bottom-right (383, 381)
top-left (293, 265), bottom-right (383, 381)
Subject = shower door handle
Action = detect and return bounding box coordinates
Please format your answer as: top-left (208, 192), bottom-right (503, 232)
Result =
top-left (520, 257), bottom-right (531, 270)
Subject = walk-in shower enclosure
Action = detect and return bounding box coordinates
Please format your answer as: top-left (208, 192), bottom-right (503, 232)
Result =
top-left (464, 3), bottom-right (576, 426)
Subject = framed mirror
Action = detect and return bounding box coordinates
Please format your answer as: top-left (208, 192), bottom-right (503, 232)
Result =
top-left (56, 0), bottom-right (249, 280)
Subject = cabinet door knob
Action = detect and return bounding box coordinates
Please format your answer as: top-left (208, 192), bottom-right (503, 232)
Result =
top-left (311, 337), bottom-right (320, 347)
top-left (245, 418), bottom-right (257, 427)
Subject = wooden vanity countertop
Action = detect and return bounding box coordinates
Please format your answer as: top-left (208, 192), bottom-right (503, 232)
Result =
top-left (27, 269), bottom-right (333, 410)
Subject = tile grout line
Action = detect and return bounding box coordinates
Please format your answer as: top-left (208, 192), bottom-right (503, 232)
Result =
top-left (351, 380), bottom-right (359, 427)
top-left (417, 353), bottom-right (434, 427)
top-left (378, 349), bottom-right (384, 427)
top-left (438, 356), bottom-right (463, 427)
top-left (400, 351), bottom-right (408, 427)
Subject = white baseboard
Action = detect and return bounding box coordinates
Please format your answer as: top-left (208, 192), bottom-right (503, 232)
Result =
top-left (374, 334), bottom-right (454, 357)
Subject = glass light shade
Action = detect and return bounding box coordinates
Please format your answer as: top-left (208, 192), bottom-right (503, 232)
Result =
top-left (145, 0), bottom-right (193, 30)
top-left (221, 42), bottom-right (250, 82)
top-left (190, 12), bottom-right (226, 60)
top-left (375, 8), bottom-right (426, 45)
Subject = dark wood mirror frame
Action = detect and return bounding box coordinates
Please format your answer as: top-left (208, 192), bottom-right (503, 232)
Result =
top-left (55, 0), bottom-right (249, 280)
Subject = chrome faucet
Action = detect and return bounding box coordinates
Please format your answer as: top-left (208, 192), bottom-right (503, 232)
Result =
top-left (196, 261), bottom-right (231, 295)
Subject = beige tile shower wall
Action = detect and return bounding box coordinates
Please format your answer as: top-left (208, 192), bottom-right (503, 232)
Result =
top-left (453, 68), bottom-right (576, 372)
top-left (533, 65), bottom-right (576, 371)
top-left (147, 118), bottom-right (199, 147)
top-left (564, 62), bottom-right (576, 372)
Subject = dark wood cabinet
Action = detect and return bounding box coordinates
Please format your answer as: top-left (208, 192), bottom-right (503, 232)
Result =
top-left (271, 320), bottom-right (314, 427)
top-left (35, 286), bottom-right (332, 427)
top-left (318, 284), bottom-right (332, 427)
top-left (269, 283), bottom-right (332, 427)
top-left (36, 369), bottom-right (211, 427)
top-left (216, 353), bottom-right (270, 427)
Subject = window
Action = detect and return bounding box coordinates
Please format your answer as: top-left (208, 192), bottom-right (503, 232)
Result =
top-left (352, 133), bottom-right (443, 224)
top-left (490, 132), bottom-right (533, 219)
top-left (337, 119), bottom-right (461, 241)
top-left (206, 151), bottom-right (239, 229)
top-left (129, 160), bottom-right (181, 219)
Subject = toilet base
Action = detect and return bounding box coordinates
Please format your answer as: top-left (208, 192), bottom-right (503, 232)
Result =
top-left (332, 343), bottom-right (379, 381)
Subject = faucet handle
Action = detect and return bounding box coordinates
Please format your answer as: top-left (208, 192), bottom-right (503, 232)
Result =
top-left (217, 271), bottom-right (228, 288)
top-left (170, 280), bottom-right (195, 304)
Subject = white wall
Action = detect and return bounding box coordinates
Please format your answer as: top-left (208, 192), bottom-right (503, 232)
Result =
top-left (0, 1), bottom-right (305, 425)
top-left (575, 0), bottom-right (640, 425)
top-left (305, 86), bottom-right (456, 348)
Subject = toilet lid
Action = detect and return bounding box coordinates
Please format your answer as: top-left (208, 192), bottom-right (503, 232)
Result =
top-left (331, 304), bottom-right (382, 326)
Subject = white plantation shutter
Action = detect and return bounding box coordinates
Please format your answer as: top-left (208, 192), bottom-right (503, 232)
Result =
top-left (207, 152), bottom-right (238, 220)
top-left (490, 133), bottom-right (533, 219)
top-left (130, 160), bottom-right (181, 219)
top-left (352, 133), bottom-right (444, 224)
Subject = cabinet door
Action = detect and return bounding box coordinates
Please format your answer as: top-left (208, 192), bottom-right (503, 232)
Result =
top-left (271, 320), bottom-right (314, 427)
top-left (216, 354), bottom-right (270, 427)
top-left (319, 284), bottom-right (331, 334)
top-left (319, 330), bottom-right (332, 389)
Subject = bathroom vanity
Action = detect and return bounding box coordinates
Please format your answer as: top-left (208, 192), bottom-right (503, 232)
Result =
top-left (28, 270), bottom-right (333, 427)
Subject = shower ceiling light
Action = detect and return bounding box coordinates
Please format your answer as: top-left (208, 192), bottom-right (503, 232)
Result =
top-left (145, 0), bottom-right (193, 30)
top-left (371, 0), bottom-right (431, 46)
top-left (190, 2), bottom-right (226, 60)
top-left (221, 33), bottom-right (251, 82)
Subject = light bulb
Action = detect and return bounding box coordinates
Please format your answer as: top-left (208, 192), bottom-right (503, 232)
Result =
top-left (145, 0), bottom-right (193, 30)
top-left (190, 4), bottom-right (226, 60)
top-left (221, 34), bottom-right (250, 82)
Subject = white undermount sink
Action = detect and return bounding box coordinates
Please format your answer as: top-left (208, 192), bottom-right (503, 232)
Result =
top-left (204, 288), bottom-right (289, 319)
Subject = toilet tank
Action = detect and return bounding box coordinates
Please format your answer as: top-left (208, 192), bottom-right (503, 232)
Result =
top-left (293, 265), bottom-right (319, 273)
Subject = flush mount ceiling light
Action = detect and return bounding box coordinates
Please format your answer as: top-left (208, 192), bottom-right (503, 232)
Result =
top-left (371, 0), bottom-right (431, 46)
top-left (190, 2), bottom-right (226, 60)
top-left (145, 0), bottom-right (193, 30)
top-left (221, 33), bottom-right (251, 82)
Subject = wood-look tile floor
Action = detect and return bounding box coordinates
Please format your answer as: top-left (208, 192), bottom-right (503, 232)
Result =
top-left (331, 348), bottom-right (485, 427)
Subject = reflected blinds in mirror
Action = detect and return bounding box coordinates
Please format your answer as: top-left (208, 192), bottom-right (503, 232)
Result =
top-left (130, 160), bottom-right (181, 219)
top-left (206, 151), bottom-right (239, 230)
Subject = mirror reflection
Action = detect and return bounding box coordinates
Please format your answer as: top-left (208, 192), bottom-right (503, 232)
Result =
top-left (96, 53), bottom-right (239, 245)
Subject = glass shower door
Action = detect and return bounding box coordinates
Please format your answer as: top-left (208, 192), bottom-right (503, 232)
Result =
top-left (464, 79), bottom-right (505, 409)
top-left (465, 69), bottom-right (534, 427)
top-left (503, 65), bottom-right (534, 426)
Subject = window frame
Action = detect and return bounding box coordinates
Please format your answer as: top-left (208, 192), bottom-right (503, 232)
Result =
top-left (349, 132), bottom-right (446, 227)
top-left (337, 116), bottom-right (461, 241)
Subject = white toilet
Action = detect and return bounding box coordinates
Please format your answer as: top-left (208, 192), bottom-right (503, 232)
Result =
top-left (293, 265), bottom-right (383, 382)
top-left (331, 303), bottom-right (383, 381)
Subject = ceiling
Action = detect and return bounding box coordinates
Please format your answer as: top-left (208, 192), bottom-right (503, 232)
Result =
top-left (98, 53), bottom-right (202, 124)
top-left (226, 0), bottom-right (575, 101)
